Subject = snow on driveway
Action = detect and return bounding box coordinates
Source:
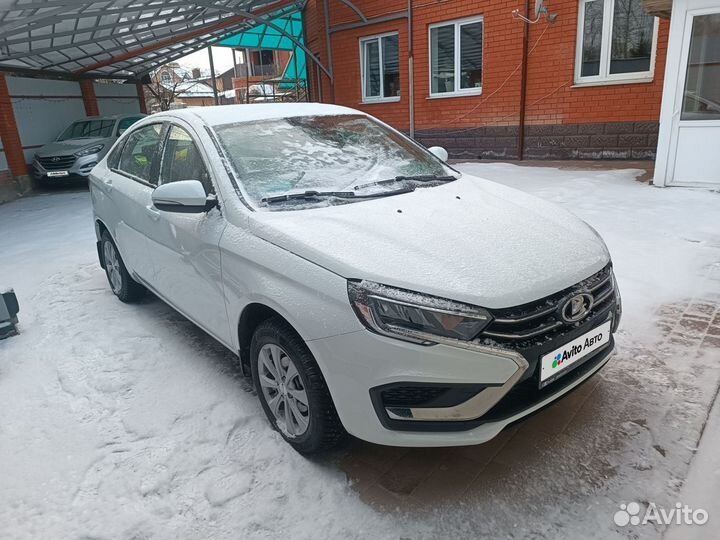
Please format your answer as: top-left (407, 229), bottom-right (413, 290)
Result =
top-left (0, 193), bottom-right (401, 539)
top-left (1, 164), bottom-right (719, 540)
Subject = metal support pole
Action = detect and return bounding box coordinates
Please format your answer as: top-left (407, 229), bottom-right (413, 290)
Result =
top-left (208, 46), bottom-right (219, 106)
top-left (517, 0), bottom-right (530, 161)
top-left (231, 49), bottom-right (239, 103)
top-left (293, 45), bottom-right (299, 101)
top-left (408, 0), bottom-right (415, 139)
top-left (322, 0), bottom-right (335, 101)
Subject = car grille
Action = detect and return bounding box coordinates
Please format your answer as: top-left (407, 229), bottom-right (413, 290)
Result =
top-left (477, 264), bottom-right (615, 348)
top-left (38, 155), bottom-right (76, 170)
top-left (381, 386), bottom-right (449, 407)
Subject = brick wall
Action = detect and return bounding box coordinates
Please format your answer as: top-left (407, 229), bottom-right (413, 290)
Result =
top-left (304, 0), bottom-right (669, 160)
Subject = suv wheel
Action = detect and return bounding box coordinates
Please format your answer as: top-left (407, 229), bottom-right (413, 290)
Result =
top-left (250, 318), bottom-right (345, 453)
top-left (101, 231), bottom-right (145, 303)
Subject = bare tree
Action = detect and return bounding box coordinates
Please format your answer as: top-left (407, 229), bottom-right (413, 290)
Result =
top-left (144, 67), bottom-right (201, 111)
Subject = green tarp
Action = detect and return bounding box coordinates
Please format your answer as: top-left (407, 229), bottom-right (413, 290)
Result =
top-left (216, 11), bottom-right (306, 89)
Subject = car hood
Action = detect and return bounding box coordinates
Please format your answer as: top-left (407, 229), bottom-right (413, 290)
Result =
top-left (249, 175), bottom-right (611, 308)
top-left (36, 137), bottom-right (108, 157)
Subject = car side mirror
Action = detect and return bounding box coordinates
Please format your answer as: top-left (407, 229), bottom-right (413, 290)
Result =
top-left (428, 146), bottom-right (449, 162)
top-left (151, 180), bottom-right (212, 213)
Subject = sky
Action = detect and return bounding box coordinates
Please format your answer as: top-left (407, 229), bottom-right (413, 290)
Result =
top-left (178, 46), bottom-right (236, 75)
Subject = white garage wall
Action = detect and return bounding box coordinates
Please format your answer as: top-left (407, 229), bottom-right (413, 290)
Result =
top-left (3, 76), bottom-right (141, 166)
top-left (95, 82), bottom-right (142, 116)
top-left (8, 77), bottom-right (85, 165)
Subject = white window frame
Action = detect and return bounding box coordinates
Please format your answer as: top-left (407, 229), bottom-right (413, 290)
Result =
top-left (428, 15), bottom-right (484, 98)
top-left (359, 32), bottom-right (401, 103)
top-left (574, 0), bottom-right (660, 86)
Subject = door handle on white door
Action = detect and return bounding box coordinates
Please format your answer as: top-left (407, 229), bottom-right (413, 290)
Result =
top-left (145, 205), bottom-right (161, 221)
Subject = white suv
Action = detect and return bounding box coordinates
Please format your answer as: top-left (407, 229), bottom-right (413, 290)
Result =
top-left (90, 104), bottom-right (621, 453)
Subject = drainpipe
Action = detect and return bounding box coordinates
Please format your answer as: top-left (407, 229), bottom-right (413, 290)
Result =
top-left (408, 0), bottom-right (415, 139)
top-left (517, 0), bottom-right (530, 160)
top-left (323, 0), bottom-right (335, 102)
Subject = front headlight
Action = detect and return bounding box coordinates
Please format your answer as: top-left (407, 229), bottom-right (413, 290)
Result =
top-left (347, 281), bottom-right (491, 344)
top-left (75, 144), bottom-right (104, 157)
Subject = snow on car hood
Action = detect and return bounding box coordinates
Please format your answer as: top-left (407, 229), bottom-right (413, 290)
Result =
top-left (249, 175), bottom-right (611, 308)
top-left (36, 137), bottom-right (107, 157)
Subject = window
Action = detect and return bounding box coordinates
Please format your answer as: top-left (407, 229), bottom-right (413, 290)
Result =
top-left (117, 124), bottom-right (163, 184)
top-left (116, 116), bottom-right (144, 136)
top-left (250, 49), bottom-right (276, 76)
top-left (214, 115), bottom-right (449, 209)
top-left (429, 17), bottom-right (483, 97)
top-left (160, 71), bottom-right (172, 83)
top-left (252, 50), bottom-right (275, 66)
top-left (58, 120), bottom-right (115, 141)
top-left (160, 126), bottom-right (214, 194)
top-left (360, 33), bottom-right (400, 102)
top-left (681, 13), bottom-right (720, 121)
top-left (106, 138), bottom-right (125, 169)
top-left (576, 0), bottom-right (658, 83)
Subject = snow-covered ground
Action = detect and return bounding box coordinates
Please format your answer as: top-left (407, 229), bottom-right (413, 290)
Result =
top-left (1, 163), bottom-right (719, 540)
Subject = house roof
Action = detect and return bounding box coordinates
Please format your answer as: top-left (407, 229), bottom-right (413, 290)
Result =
top-left (168, 80), bottom-right (217, 98)
top-left (0, 0), bottom-right (301, 80)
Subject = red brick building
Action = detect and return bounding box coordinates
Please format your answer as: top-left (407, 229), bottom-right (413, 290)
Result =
top-left (303, 0), bottom-right (669, 159)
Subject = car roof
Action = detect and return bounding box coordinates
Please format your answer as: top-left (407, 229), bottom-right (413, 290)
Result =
top-left (159, 103), bottom-right (365, 126)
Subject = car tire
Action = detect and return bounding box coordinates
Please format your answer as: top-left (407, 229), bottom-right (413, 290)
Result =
top-left (250, 318), bottom-right (346, 454)
top-left (101, 231), bottom-right (145, 303)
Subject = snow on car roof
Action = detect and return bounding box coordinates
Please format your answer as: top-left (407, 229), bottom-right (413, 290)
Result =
top-left (176, 103), bottom-right (365, 126)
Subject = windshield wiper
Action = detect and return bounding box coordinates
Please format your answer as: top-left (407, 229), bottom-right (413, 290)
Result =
top-left (353, 174), bottom-right (457, 191)
top-left (262, 186), bottom-right (415, 204)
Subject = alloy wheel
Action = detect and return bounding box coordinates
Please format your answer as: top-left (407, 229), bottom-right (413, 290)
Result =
top-left (103, 241), bottom-right (122, 294)
top-left (258, 343), bottom-right (310, 438)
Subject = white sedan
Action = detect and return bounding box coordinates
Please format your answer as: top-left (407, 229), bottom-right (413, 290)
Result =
top-left (90, 103), bottom-right (621, 453)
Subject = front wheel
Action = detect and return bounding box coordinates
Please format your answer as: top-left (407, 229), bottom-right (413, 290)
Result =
top-left (250, 318), bottom-right (345, 454)
top-left (101, 231), bottom-right (145, 303)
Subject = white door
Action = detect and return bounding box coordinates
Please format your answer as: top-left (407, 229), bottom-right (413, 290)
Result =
top-left (110, 122), bottom-right (166, 280)
top-left (668, 6), bottom-right (720, 186)
top-left (144, 122), bottom-right (233, 347)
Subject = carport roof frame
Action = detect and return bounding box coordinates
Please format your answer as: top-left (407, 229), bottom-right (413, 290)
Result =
top-left (0, 0), bottom-right (303, 81)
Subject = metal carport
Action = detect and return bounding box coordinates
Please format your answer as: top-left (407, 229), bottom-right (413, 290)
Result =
top-left (0, 0), bottom-right (323, 201)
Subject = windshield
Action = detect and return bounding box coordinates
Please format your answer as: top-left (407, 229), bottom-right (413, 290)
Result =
top-left (213, 114), bottom-right (453, 208)
top-left (58, 119), bottom-right (115, 141)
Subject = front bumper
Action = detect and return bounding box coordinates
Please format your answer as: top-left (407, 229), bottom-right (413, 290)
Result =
top-left (32, 154), bottom-right (100, 180)
top-left (307, 307), bottom-right (616, 447)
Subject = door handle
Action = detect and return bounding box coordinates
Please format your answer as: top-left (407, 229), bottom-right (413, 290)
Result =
top-left (145, 205), bottom-right (161, 221)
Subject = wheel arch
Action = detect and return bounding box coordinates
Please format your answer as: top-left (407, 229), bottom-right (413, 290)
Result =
top-left (95, 219), bottom-right (110, 268)
top-left (95, 219), bottom-right (131, 275)
top-left (237, 302), bottom-right (301, 374)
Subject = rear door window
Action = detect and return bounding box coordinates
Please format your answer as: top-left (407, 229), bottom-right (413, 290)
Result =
top-left (116, 124), bottom-right (164, 185)
top-left (116, 116), bottom-right (144, 136)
